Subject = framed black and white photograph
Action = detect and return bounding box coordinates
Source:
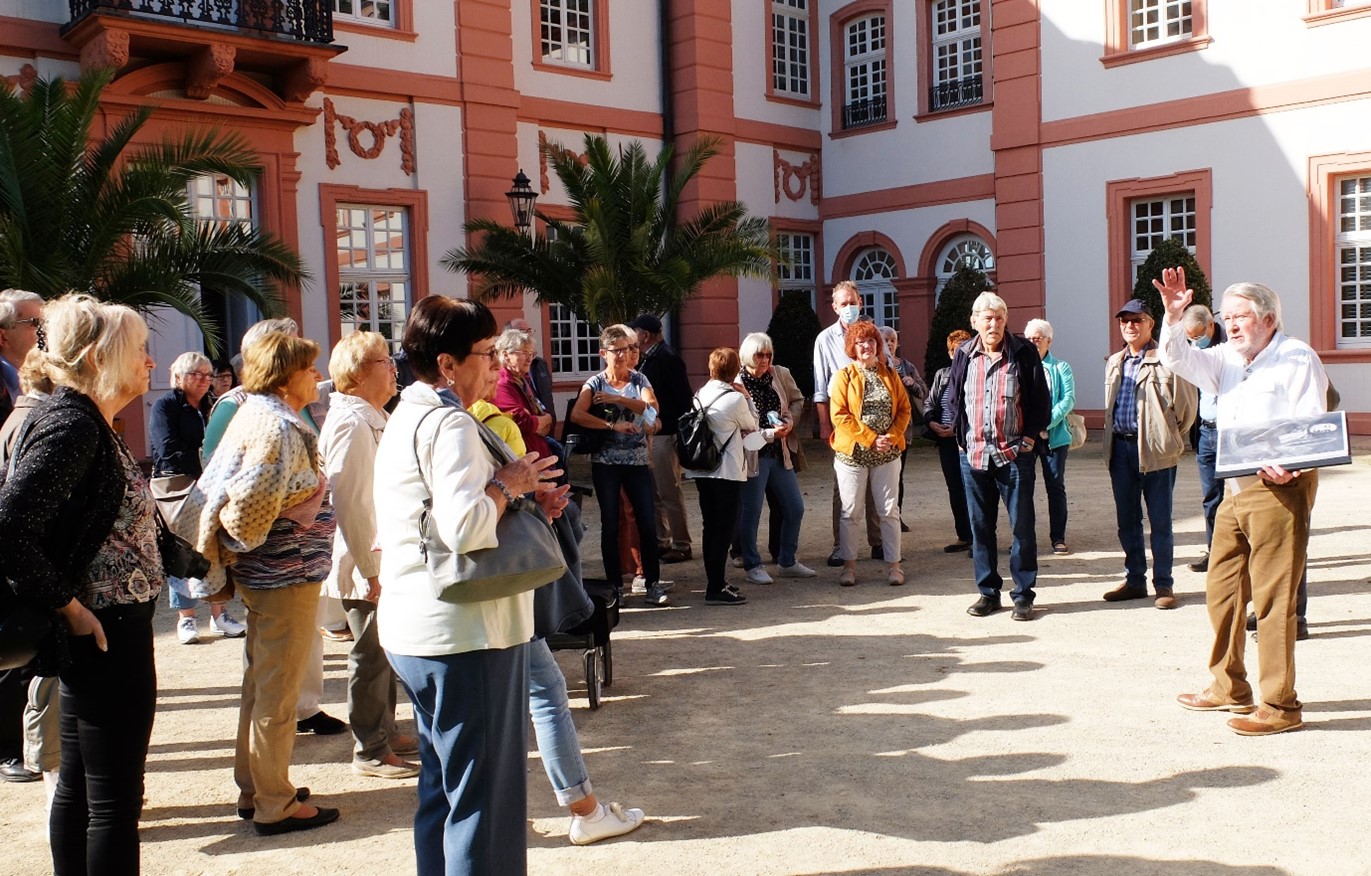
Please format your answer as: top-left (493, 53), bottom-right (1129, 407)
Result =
top-left (1215, 410), bottom-right (1352, 478)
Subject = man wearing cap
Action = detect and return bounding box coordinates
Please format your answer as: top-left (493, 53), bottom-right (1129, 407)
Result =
top-left (1102, 298), bottom-right (1196, 610)
top-left (631, 314), bottom-right (694, 563)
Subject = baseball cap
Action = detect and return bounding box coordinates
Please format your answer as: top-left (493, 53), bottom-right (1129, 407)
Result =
top-left (627, 314), bottom-right (663, 334)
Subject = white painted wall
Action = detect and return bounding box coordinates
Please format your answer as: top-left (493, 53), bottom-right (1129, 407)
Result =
top-left (730, 0), bottom-right (825, 133)
top-left (335, 3), bottom-right (457, 77)
top-left (823, 200), bottom-right (996, 287)
top-left (511, 0), bottom-right (661, 112)
top-left (0, 1), bottom-right (62, 22)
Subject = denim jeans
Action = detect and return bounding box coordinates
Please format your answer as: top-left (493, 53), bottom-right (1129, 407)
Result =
top-left (590, 463), bottom-right (660, 588)
top-left (388, 644), bottom-right (530, 876)
top-left (1109, 436), bottom-right (1178, 592)
top-left (960, 452), bottom-right (1038, 605)
top-left (936, 438), bottom-right (972, 543)
top-left (528, 639), bottom-right (591, 806)
top-left (739, 456), bottom-right (805, 569)
top-left (1037, 445), bottom-right (1069, 545)
top-left (1196, 424), bottom-right (1224, 548)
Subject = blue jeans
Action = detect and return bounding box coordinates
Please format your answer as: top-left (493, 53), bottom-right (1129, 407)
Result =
top-left (388, 644), bottom-right (530, 876)
top-left (739, 456), bottom-right (805, 569)
top-left (528, 639), bottom-right (591, 807)
top-left (590, 463), bottom-right (660, 588)
top-left (1109, 436), bottom-right (1177, 592)
top-left (960, 453), bottom-right (1038, 605)
top-left (1037, 445), bottom-right (1069, 544)
top-left (1196, 424), bottom-right (1224, 548)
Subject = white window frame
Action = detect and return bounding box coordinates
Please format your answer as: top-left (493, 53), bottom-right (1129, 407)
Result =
top-left (852, 247), bottom-right (899, 331)
top-left (935, 234), bottom-right (995, 300)
top-left (336, 205), bottom-right (412, 354)
top-left (843, 14), bottom-right (887, 128)
top-left (333, 0), bottom-right (396, 27)
top-left (540, 0), bottom-right (595, 68)
top-left (189, 174), bottom-right (254, 228)
top-left (771, 0), bottom-right (810, 98)
top-left (931, 0), bottom-right (983, 106)
top-left (1130, 194), bottom-right (1196, 282)
top-left (1128, 0), bottom-right (1193, 49)
top-left (1336, 174), bottom-right (1371, 349)
top-left (776, 231), bottom-right (817, 308)
top-left (548, 303), bottom-right (601, 376)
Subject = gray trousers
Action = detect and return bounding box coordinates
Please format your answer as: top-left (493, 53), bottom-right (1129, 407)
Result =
top-left (648, 434), bottom-right (692, 550)
top-left (343, 599), bottom-right (400, 762)
top-left (24, 675), bottom-right (60, 773)
top-left (830, 468), bottom-right (882, 546)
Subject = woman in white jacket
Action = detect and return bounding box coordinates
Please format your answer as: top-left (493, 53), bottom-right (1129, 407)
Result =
top-left (319, 331), bottom-right (419, 780)
top-left (683, 347), bottom-right (758, 606)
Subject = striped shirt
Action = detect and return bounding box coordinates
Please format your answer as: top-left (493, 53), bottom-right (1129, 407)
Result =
top-left (1111, 342), bottom-right (1154, 435)
top-left (962, 344), bottom-right (1024, 470)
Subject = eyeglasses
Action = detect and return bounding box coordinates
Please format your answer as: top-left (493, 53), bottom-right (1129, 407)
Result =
top-left (367, 357), bottom-right (398, 369)
top-left (12, 317), bottom-right (41, 328)
top-left (468, 348), bottom-right (499, 362)
top-left (854, 339), bottom-right (880, 348)
top-left (1118, 317), bottom-right (1145, 325)
top-left (1025, 336), bottom-right (1047, 344)
top-left (185, 371), bottom-right (213, 380)
top-left (753, 352), bottom-right (773, 359)
top-left (604, 344), bottom-right (640, 355)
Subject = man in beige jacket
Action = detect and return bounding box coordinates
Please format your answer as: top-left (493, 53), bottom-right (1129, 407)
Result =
top-left (1102, 299), bottom-right (1197, 609)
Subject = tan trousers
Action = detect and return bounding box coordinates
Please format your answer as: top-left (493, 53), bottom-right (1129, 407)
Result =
top-left (649, 434), bottom-right (692, 550)
top-left (235, 582), bottom-right (321, 824)
top-left (830, 468), bottom-right (881, 547)
top-left (1206, 472), bottom-right (1317, 715)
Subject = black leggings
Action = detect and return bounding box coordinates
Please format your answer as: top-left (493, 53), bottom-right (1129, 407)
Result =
top-left (696, 477), bottom-right (743, 595)
top-left (591, 463), bottom-right (660, 588)
top-left (51, 600), bottom-right (157, 876)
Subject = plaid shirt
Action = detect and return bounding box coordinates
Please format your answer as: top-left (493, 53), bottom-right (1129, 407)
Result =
top-left (1110, 342), bottom-right (1154, 435)
top-left (962, 344), bottom-right (1024, 470)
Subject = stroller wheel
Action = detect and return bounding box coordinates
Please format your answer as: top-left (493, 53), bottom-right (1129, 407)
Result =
top-left (584, 649), bottom-right (602, 710)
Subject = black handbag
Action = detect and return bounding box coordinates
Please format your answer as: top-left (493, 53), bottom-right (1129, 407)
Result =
top-left (0, 597), bottom-right (51, 671)
top-left (561, 396), bottom-right (619, 455)
top-left (155, 511), bottom-right (211, 580)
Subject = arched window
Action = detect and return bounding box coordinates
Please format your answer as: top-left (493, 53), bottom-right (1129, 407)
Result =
top-left (852, 246), bottom-right (899, 330)
top-left (935, 234), bottom-right (995, 300)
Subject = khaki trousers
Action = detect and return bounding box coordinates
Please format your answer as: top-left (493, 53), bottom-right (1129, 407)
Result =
top-left (649, 434), bottom-right (692, 550)
top-left (235, 582), bottom-right (320, 824)
top-left (1206, 472), bottom-right (1317, 715)
top-left (830, 468), bottom-right (881, 547)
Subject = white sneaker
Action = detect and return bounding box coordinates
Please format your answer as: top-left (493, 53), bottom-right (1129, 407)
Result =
top-left (655, 579), bottom-right (676, 593)
top-left (630, 576), bottom-right (647, 595)
top-left (744, 567), bottom-right (774, 585)
top-left (778, 562), bottom-right (818, 578)
top-left (209, 611), bottom-right (247, 638)
top-left (568, 801), bottom-right (645, 846)
top-left (176, 617), bottom-right (199, 645)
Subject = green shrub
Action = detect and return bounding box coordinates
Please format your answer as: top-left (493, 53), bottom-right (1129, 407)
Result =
top-left (1132, 237), bottom-right (1212, 339)
top-left (767, 290), bottom-right (822, 397)
top-left (923, 265), bottom-right (989, 377)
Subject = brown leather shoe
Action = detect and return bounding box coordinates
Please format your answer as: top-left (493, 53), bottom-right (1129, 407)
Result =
top-left (1103, 582), bottom-right (1148, 602)
top-left (1227, 707), bottom-right (1304, 736)
top-left (1177, 689), bottom-right (1256, 713)
top-left (1154, 589), bottom-right (1177, 610)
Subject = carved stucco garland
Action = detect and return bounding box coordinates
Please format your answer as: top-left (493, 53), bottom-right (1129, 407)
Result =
top-left (773, 150), bottom-right (821, 205)
top-left (324, 98), bottom-right (416, 176)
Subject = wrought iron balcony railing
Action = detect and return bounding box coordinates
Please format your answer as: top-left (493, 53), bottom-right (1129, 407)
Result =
top-left (68, 0), bottom-right (335, 45)
top-left (929, 74), bottom-right (983, 112)
top-left (841, 95), bottom-right (888, 130)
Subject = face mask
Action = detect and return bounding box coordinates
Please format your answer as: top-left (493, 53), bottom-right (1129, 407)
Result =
top-left (1190, 334), bottom-right (1211, 350)
top-left (837, 304), bottom-right (862, 325)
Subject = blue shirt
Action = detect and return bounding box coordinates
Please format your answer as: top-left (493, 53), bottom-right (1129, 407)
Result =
top-left (1111, 342), bottom-right (1155, 435)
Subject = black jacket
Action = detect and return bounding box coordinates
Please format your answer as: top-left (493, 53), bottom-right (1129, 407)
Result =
top-left (149, 388), bottom-right (211, 478)
top-left (637, 341), bottom-right (692, 435)
top-left (945, 332), bottom-right (1051, 453)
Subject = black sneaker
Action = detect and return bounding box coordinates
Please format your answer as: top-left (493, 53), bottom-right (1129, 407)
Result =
top-left (297, 711), bottom-right (347, 736)
top-left (967, 596), bottom-right (1002, 617)
top-left (943, 540), bottom-right (971, 553)
top-left (643, 584), bottom-right (671, 607)
top-left (870, 544), bottom-right (884, 561)
top-left (826, 547), bottom-right (844, 567)
top-left (705, 586), bottom-right (747, 606)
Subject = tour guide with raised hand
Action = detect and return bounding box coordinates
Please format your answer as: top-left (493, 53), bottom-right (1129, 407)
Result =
top-left (1156, 267), bottom-right (1329, 737)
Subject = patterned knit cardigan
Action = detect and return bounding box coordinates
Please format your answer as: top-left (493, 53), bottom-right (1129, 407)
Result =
top-left (173, 392), bottom-right (324, 595)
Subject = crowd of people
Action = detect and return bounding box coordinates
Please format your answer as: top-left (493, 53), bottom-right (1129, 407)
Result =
top-left (0, 266), bottom-right (1335, 872)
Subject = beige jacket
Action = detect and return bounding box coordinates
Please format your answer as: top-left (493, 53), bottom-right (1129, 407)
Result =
top-left (1104, 346), bottom-right (1197, 473)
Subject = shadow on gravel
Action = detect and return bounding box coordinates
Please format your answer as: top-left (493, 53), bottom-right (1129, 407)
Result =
top-left (821, 858), bottom-right (1289, 876)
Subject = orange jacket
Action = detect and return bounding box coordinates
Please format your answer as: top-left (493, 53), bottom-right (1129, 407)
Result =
top-left (828, 361), bottom-right (912, 457)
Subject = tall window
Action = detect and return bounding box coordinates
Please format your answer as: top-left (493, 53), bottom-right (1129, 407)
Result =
top-left (334, 0), bottom-right (395, 26)
top-left (935, 234), bottom-right (995, 299)
top-left (772, 0), bottom-right (811, 98)
top-left (1336, 174), bottom-right (1371, 348)
top-left (548, 304), bottom-right (600, 375)
top-left (336, 206), bottom-right (411, 352)
top-left (1128, 0), bottom-right (1192, 48)
top-left (852, 247), bottom-right (899, 330)
top-left (930, 0), bottom-right (983, 111)
top-left (777, 231), bottom-right (816, 307)
top-left (1130, 194), bottom-right (1196, 282)
top-left (541, 0), bottom-right (595, 68)
top-left (190, 175), bottom-right (254, 227)
top-left (842, 15), bottom-right (887, 129)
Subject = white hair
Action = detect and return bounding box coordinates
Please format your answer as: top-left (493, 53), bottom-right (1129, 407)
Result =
top-left (738, 332), bottom-right (773, 368)
top-left (971, 291), bottom-right (1008, 316)
top-left (1181, 304), bottom-right (1215, 335)
top-left (1023, 318), bottom-right (1053, 342)
top-left (169, 351), bottom-right (211, 382)
top-left (240, 317), bottom-right (299, 353)
top-left (1221, 283), bottom-right (1283, 333)
top-left (0, 289), bottom-right (43, 329)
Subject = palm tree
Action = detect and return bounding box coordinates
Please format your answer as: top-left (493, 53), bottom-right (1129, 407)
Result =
top-left (442, 134), bottom-right (773, 326)
top-left (0, 71), bottom-right (304, 353)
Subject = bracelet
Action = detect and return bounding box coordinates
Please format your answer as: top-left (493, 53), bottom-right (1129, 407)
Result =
top-left (487, 477), bottom-right (517, 503)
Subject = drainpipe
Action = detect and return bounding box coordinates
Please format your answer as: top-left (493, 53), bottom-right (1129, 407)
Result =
top-left (658, 0), bottom-right (683, 353)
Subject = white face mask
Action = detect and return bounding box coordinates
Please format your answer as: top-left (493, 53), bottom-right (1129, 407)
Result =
top-left (837, 303), bottom-right (862, 325)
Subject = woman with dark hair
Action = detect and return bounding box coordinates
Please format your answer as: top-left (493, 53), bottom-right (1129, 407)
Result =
top-left (210, 359), bottom-right (238, 400)
top-left (830, 321), bottom-right (912, 587)
top-left (0, 293), bottom-right (160, 873)
top-left (373, 295), bottom-right (567, 874)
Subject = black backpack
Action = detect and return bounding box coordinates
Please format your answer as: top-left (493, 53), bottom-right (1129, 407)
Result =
top-left (675, 387), bottom-right (735, 471)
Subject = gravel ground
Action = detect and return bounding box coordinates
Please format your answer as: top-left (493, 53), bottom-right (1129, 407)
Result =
top-left (3, 436), bottom-right (1370, 876)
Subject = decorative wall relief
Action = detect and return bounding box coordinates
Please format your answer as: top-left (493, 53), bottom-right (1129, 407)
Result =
top-left (773, 150), bottom-right (821, 205)
top-left (2, 64), bottom-right (37, 95)
top-left (323, 97), bottom-right (416, 176)
top-left (537, 130), bottom-right (588, 194)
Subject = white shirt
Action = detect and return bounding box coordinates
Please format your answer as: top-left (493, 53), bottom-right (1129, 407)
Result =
top-left (1158, 320), bottom-right (1328, 493)
top-left (320, 392), bottom-right (386, 601)
top-left (681, 380), bottom-right (758, 482)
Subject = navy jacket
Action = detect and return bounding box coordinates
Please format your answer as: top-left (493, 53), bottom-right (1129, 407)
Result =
top-left (637, 341), bottom-right (692, 436)
top-left (149, 388), bottom-right (211, 478)
top-left (945, 332), bottom-right (1051, 454)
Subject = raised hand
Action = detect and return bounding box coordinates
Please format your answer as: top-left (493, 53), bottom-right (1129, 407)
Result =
top-left (1152, 266), bottom-right (1194, 322)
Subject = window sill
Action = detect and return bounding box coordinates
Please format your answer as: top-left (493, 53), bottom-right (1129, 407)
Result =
top-left (531, 60), bottom-right (612, 81)
top-left (766, 92), bottom-right (821, 109)
top-left (1100, 34), bottom-right (1212, 68)
top-left (915, 100), bottom-right (993, 124)
top-left (332, 20), bottom-right (417, 42)
top-left (1304, 5), bottom-right (1371, 26)
top-left (1313, 347), bottom-right (1371, 363)
top-left (829, 119), bottom-right (897, 139)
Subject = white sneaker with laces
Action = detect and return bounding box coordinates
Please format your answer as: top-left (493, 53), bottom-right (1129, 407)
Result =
top-left (176, 617), bottom-right (199, 645)
top-left (778, 562), bottom-right (818, 578)
top-left (744, 566), bottom-right (774, 585)
top-left (568, 801), bottom-right (645, 846)
top-left (630, 576), bottom-right (647, 595)
top-left (210, 611), bottom-right (247, 638)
